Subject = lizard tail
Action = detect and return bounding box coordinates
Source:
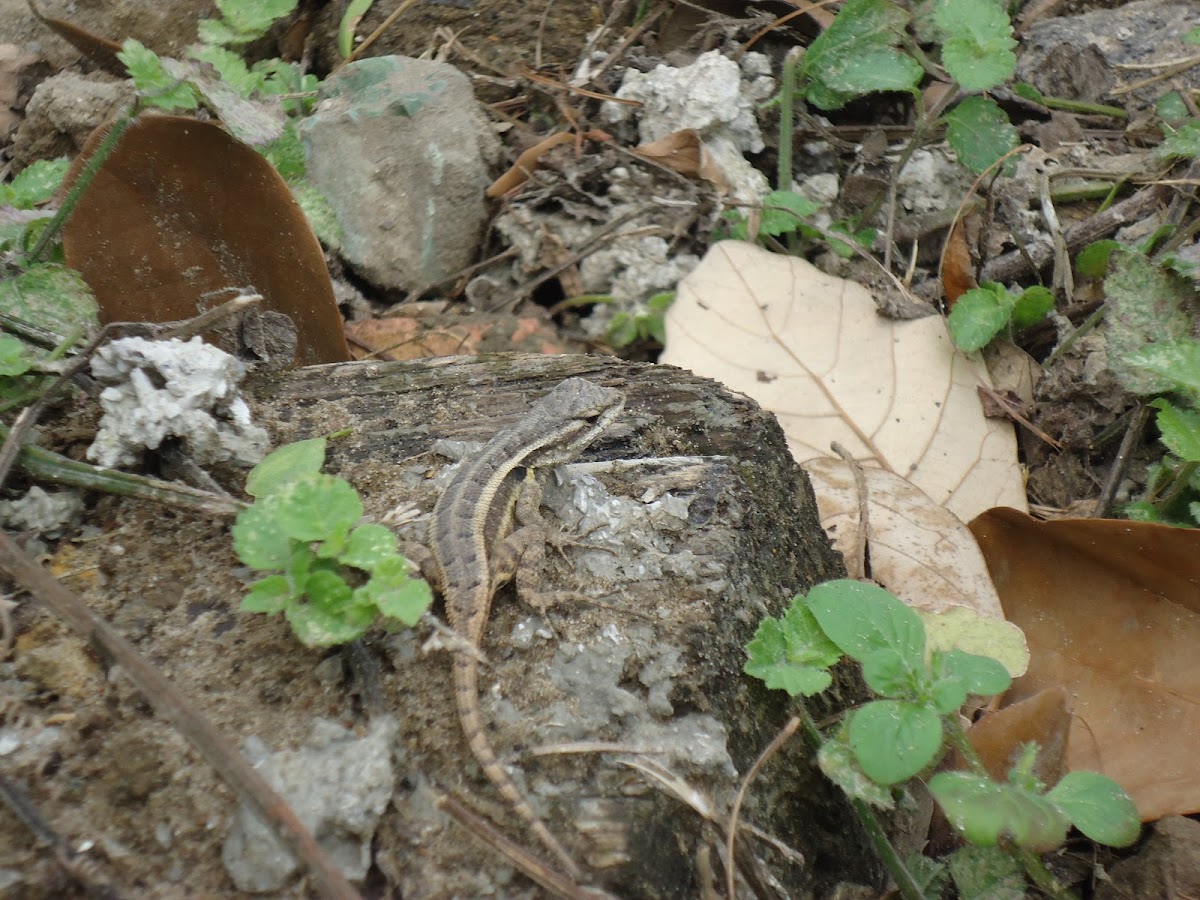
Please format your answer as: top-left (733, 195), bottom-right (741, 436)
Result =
top-left (453, 655), bottom-right (582, 879)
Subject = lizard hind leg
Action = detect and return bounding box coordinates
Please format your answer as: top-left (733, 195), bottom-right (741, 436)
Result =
top-left (452, 654), bottom-right (583, 880)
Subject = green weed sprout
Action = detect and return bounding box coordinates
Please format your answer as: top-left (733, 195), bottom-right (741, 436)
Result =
top-left (607, 291), bottom-right (675, 349)
top-left (946, 282), bottom-right (1054, 352)
top-left (745, 579), bottom-right (1139, 897)
top-left (232, 437), bottom-right (432, 648)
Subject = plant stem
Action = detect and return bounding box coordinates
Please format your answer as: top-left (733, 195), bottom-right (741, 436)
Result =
top-left (777, 47), bottom-right (803, 192)
top-left (797, 708), bottom-right (929, 900)
top-left (0, 423), bottom-right (243, 516)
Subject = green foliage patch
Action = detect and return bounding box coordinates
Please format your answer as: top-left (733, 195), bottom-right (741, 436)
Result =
top-left (745, 579), bottom-right (1139, 895)
top-left (233, 437), bottom-right (432, 647)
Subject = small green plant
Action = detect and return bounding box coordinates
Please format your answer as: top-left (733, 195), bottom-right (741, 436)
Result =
top-left (232, 437), bottom-right (432, 647)
top-left (720, 190), bottom-right (874, 259)
top-left (0, 157), bottom-right (70, 255)
top-left (607, 291), bottom-right (674, 349)
top-left (745, 579), bottom-right (1139, 897)
top-left (789, 0), bottom-right (1022, 179)
top-left (1081, 247), bottom-right (1200, 525)
top-left (946, 282), bottom-right (1054, 351)
top-left (114, 3), bottom-right (343, 247)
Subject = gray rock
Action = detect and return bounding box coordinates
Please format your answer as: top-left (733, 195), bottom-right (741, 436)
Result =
top-left (300, 56), bottom-right (499, 293)
top-left (221, 716), bottom-right (398, 892)
top-left (1017, 0), bottom-right (1200, 112)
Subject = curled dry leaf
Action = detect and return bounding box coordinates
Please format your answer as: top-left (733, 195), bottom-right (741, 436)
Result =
top-left (971, 506), bottom-right (1200, 820)
top-left (63, 115), bottom-right (349, 367)
top-left (966, 687), bottom-right (1070, 786)
top-left (940, 217), bottom-right (977, 307)
top-left (485, 129), bottom-right (611, 199)
top-left (632, 128), bottom-right (728, 191)
top-left (664, 241), bottom-right (1026, 523)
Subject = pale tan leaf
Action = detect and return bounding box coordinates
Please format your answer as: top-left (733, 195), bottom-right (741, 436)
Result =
top-left (663, 240), bottom-right (1025, 522)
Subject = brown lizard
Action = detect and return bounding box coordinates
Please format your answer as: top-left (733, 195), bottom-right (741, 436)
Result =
top-left (424, 377), bottom-right (625, 879)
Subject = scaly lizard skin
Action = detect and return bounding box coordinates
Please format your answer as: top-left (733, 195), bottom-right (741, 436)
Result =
top-left (426, 377), bottom-right (625, 878)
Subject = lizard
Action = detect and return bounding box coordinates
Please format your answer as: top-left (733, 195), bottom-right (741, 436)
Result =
top-left (423, 376), bottom-right (625, 879)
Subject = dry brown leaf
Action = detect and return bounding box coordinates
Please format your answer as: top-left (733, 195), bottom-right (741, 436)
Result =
top-left (63, 115), bottom-right (349, 367)
top-left (485, 129), bottom-right (610, 199)
top-left (970, 506), bottom-right (1200, 820)
top-left (27, 1), bottom-right (125, 75)
top-left (940, 218), bottom-right (977, 306)
top-left (966, 687), bottom-right (1070, 786)
top-left (663, 240), bottom-right (1025, 522)
top-left (632, 128), bottom-right (727, 191)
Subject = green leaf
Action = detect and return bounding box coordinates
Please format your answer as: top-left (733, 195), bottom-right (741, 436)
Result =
top-left (759, 190), bottom-right (821, 236)
top-left (201, 0), bottom-right (299, 45)
top-left (1124, 340), bottom-right (1200, 399)
top-left (848, 699), bottom-right (942, 784)
top-left (339, 0), bottom-right (375, 58)
top-left (1157, 91), bottom-right (1189, 122)
top-left (860, 647), bottom-right (921, 698)
top-left (305, 568), bottom-right (354, 611)
top-left (241, 574), bottom-right (293, 613)
top-left (928, 674), bottom-right (968, 714)
top-left (935, 0), bottom-right (1017, 92)
top-left (245, 437), bottom-right (326, 498)
top-left (117, 39), bottom-right (198, 110)
top-left (285, 596), bottom-right (373, 647)
top-left (930, 771), bottom-right (1071, 851)
top-left (1160, 120), bottom-right (1200, 159)
top-left (1010, 82), bottom-right (1045, 104)
top-left (806, 579), bottom-right (926, 665)
top-left (744, 600), bottom-right (841, 697)
top-left (606, 312), bottom-right (639, 349)
top-left (1105, 250), bottom-right (1199, 394)
top-left (231, 500), bottom-right (295, 570)
top-left (189, 44), bottom-right (261, 97)
top-left (939, 649), bottom-right (1011, 696)
top-left (944, 96), bottom-right (1019, 176)
top-left (799, 0), bottom-right (923, 110)
top-left (1047, 772), bottom-right (1140, 847)
top-left (0, 264), bottom-right (99, 335)
top-left (340, 523), bottom-right (400, 571)
top-left (0, 334), bottom-right (34, 377)
top-left (1075, 239), bottom-right (1121, 279)
top-left (290, 181), bottom-right (344, 250)
top-left (817, 723), bottom-right (896, 808)
top-left (1151, 398), bottom-right (1200, 462)
top-left (358, 556), bottom-right (432, 625)
top-left (1010, 285), bottom-right (1054, 328)
top-left (274, 474), bottom-right (363, 543)
top-left (946, 845), bottom-right (1025, 900)
top-left (260, 123), bottom-right (307, 181)
top-left (946, 284), bottom-right (1013, 352)
top-left (0, 158), bottom-right (69, 209)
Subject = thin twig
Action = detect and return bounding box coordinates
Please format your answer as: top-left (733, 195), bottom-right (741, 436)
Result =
top-left (434, 792), bottom-right (617, 900)
top-left (1094, 403), bottom-right (1150, 518)
top-left (726, 716), bottom-right (801, 900)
